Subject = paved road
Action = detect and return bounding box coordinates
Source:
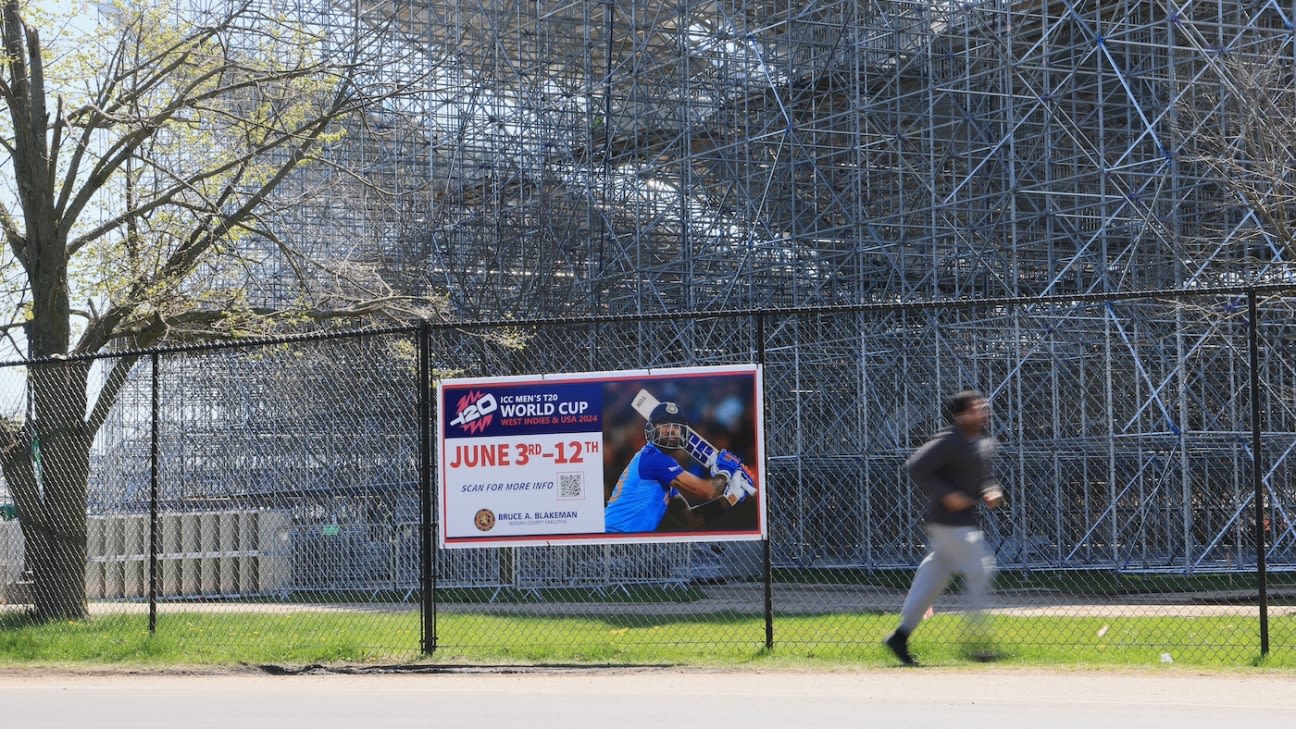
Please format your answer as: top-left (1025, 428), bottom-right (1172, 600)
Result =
top-left (3, 666), bottom-right (1294, 728)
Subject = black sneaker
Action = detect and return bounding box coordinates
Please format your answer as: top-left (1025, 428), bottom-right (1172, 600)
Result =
top-left (884, 631), bottom-right (919, 666)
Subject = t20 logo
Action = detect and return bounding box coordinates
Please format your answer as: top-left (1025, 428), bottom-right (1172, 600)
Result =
top-left (450, 390), bottom-right (498, 433)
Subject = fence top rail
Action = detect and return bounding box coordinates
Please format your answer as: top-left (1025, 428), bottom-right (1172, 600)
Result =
top-left (4, 282), bottom-right (1294, 368)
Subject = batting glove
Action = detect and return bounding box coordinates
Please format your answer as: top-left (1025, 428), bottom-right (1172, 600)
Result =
top-left (721, 467), bottom-right (757, 507)
top-left (711, 449), bottom-right (743, 478)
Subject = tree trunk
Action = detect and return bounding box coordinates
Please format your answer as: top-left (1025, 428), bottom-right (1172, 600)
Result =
top-left (31, 362), bottom-right (91, 621)
top-left (1, 361), bottom-right (93, 622)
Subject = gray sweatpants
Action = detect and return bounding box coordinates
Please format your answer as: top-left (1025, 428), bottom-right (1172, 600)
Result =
top-left (899, 523), bottom-right (996, 634)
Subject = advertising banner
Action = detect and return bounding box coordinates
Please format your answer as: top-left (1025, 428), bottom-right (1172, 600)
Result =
top-left (438, 365), bottom-right (764, 547)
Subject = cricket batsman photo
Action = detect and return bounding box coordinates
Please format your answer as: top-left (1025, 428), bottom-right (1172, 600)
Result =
top-left (438, 365), bottom-right (765, 548)
top-left (602, 370), bottom-right (762, 536)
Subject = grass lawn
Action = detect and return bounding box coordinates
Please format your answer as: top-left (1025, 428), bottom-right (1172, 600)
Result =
top-left (1, 609), bottom-right (1291, 671)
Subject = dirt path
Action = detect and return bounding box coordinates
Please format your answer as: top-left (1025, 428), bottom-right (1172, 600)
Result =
top-left (56, 582), bottom-right (1296, 618)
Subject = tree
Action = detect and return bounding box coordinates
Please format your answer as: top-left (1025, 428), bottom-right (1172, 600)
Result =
top-left (0, 0), bottom-right (438, 621)
top-left (1173, 40), bottom-right (1296, 275)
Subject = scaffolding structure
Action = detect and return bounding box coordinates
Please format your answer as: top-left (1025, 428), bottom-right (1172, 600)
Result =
top-left (67, 0), bottom-right (1296, 586)
top-left (356, 0), bottom-right (1296, 571)
top-left (360, 0), bottom-right (1294, 314)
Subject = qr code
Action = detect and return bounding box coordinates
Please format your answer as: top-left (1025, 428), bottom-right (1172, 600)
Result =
top-left (558, 472), bottom-right (584, 500)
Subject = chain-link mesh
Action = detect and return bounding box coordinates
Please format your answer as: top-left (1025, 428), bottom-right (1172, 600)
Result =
top-left (0, 333), bottom-right (422, 658)
top-left (1, 291), bottom-right (1293, 662)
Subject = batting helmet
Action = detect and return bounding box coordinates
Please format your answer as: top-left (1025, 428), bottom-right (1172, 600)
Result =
top-left (645, 401), bottom-right (690, 450)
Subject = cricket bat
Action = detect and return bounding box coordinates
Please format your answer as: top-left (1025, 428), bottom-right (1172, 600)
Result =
top-left (631, 389), bottom-right (720, 468)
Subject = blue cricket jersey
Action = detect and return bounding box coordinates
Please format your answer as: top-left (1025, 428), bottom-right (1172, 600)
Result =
top-left (604, 444), bottom-right (685, 533)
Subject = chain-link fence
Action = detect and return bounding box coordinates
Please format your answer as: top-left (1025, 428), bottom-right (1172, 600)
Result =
top-left (1, 286), bottom-right (1294, 663)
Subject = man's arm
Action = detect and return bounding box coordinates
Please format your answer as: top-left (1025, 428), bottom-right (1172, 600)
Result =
top-left (980, 440), bottom-right (1004, 508)
top-left (670, 471), bottom-right (727, 503)
top-left (942, 491), bottom-right (976, 511)
top-left (982, 488), bottom-right (1004, 509)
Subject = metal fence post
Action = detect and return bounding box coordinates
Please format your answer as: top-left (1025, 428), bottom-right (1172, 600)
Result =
top-left (758, 312), bottom-right (773, 649)
top-left (149, 352), bottom-right (159, 634)
top-left (1248, 288), bottom-right (1269, 656)
top-left (419, 321), bottom-right (438, 654)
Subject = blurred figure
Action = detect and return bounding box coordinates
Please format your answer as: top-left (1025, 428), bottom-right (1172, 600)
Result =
top-left (884, 389), bottom-right (1004, 666)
